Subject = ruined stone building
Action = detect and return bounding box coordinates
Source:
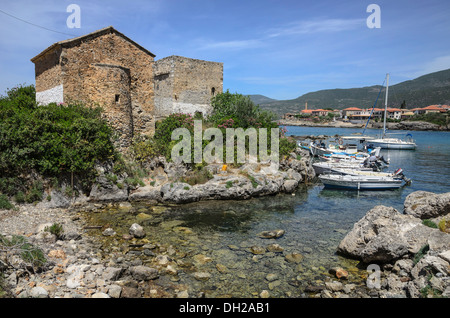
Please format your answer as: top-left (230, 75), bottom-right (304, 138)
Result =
top-left (31, 26), bottom-right (223, 148)
top-left (153, 55), bottom-right (223, 120)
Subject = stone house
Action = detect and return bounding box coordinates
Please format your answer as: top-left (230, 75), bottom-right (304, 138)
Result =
top-left (153, 55), bottom-right (223, 120)
top-left (31, 26), bottom-right (223, 148)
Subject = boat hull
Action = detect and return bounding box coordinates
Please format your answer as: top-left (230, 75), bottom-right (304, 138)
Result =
top-left (319, 174), bottom-right (403, 190)
top-left (312, 163), bottom-right (373, 175)
top-left (369, 139), bottom-right (416, 150)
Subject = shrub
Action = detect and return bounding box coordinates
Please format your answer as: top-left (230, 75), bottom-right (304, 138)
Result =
top-left (208, 90), bottom-right (277, 129)
top-left (14, 191), bottom-right (26, 203)
top-left (279, 137), bottom-right (297, 158)
top-left (0, 194), bottom-right (13, 210)
top-left (438, 218), bottom-right (450, 233)
top-left (25, 181), bottom-right (43, 203)
top-left (0, 235), bottom-right (46, 269)
top-left (45, 223), bottom-right (64, 239)
top-left (0, 84), bottom-right (117, 196)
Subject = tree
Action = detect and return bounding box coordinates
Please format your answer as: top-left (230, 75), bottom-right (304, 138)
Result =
top-left (401, 100), bottom-right (406, 109)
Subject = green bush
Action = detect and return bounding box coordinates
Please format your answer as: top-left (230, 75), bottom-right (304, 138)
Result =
top-left (0, 194), bottom-right (13, 210)
top-left (0, 84), bottom-right (117, 197)
top-left (0, 235), bottom-right (46, 268)
top-left (25, 181), bottom-right (43, 203)
top-left (408, 112), bottom-right (448, 126)
top-left (209, 90), bottom-right (277, 129)
top-left (45, 223), bottom-right (64, 238)
top-left (130, 91), bottom-right (294, 167)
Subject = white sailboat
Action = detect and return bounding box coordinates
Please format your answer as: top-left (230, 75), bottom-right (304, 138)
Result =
top-left (369, 73), bottom-right (417, 150)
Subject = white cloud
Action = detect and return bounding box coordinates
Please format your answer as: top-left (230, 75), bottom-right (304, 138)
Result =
top-left (197, 39), bottom-right (263, 51)
top-left (397, 55), bottom-right (450, 79)
top-left (267, 18), bottom-right (365, 38)
top-left (418, 55), bottom-right (450, 75)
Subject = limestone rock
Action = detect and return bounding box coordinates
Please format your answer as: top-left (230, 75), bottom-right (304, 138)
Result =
top-left (129, 266), bottom-right (159, 281)
top-left (282, 179), bottom-right (298, 193)
top-left (30, 286), bottom-right (49, 298)
top-left (337, 205), bottom-right (435, 263)
top-left (129, 223), bottom-right (146, 238)
top-left (258, 229), bottom-right (285, 239)
top-left (129, 185), bottom-right (162, 202)
top-left (285, 252), bottom-right (304, 263)
top-left (403, 191), bottom-right (450, 219)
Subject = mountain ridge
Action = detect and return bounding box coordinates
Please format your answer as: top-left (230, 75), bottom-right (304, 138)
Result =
top-left (249, 68), bottom-right (450, 115)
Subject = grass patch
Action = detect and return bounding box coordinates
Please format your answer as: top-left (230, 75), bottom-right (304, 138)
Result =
top-left (413, 244), bottom-right (430, 265)
top-left (422, 219), bottom-right (438, 229)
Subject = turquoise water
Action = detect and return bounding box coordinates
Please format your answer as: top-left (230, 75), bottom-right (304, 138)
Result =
top-left (89, 127), bottom-right (450, 297)
top-left (285, 126), bottom-right (450, 211)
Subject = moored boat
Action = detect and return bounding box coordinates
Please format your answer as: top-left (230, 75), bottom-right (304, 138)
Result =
top-left (369, 74), bottom-right (417, 150)
top-left (319, 174), bottom-right (404, 190)
top-left (369, 136), bottom-right (416, 150)
top-left (319, 168), bottom-right (410, 190)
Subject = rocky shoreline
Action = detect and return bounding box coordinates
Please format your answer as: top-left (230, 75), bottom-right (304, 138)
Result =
top-left (337, 191), bottom-right (450, 298)
top-left (1, 141), bottom-right (449, 298)
top-left (278, 119), bottom-right (449, 131)
top-left (1, 183), bottom-right (448, 298)
top-left (87, 147), bottom-right (316, 205)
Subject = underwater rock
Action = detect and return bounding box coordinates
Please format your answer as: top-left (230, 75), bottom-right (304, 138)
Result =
top-left (258, 229), bottom-right (285, 239)
top-left (129, 223), bottom-right (146, 239)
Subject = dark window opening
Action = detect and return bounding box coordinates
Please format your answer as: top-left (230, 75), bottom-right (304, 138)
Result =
top-left (211, 87), bottom-right (216, 96)
top-left (115, 94), bottom-right (120, 103)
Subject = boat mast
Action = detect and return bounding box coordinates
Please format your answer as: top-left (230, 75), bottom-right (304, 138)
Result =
top-left (383, 73), bottom-right (389, 139)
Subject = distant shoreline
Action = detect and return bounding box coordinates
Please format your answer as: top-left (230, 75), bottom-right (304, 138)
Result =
top-left (278, 119), bottom-right (449, 131)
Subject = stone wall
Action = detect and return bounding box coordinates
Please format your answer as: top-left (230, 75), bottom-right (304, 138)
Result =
top-left (83, 63), bottom-right (133, 148)
top-left (33, 46), bottom-right (63, 93)
top-left (59, 31), bottom-right (155, 138)
top-left (153, 55), bottom-right (223, 120)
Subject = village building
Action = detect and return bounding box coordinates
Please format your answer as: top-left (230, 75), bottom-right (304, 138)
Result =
top-left (386, 108), bottom-right (402, 120)
top-left (31, 26), bottom-right (223, 148)
top-left (311, 109), bottom-right (330, 117)
top-left (342, 107), bottom-right (362, 119)
top-left (416, 105), bottom-right (447, 115)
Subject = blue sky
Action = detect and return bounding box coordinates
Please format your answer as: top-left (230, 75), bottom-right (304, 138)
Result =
top-left (1, 0), bottom-right (450, 100)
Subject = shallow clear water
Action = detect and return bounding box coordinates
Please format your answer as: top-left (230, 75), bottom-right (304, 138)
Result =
top-left (86, 127), bottom-right (450, 297)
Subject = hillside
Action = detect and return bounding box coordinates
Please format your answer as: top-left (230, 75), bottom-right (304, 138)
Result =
top-left (251, 68), bottom-right (450, 116)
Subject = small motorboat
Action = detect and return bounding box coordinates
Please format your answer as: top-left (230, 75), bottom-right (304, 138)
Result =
top-left (319, 169), bottom-right (410, 190)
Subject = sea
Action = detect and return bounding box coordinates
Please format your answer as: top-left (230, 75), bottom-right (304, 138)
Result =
top-left (87, 126), bottom-right (450, 298)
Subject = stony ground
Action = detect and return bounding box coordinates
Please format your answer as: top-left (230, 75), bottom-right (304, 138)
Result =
top-left (2, 191), bottom-right (448, 298)
top-left (0, 203), bottom-right (181, 298)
